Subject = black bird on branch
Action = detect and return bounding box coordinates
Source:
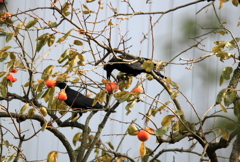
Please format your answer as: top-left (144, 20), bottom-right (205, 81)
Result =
top-left (103, 55), bottom-right (166, 80)
top-left (55, 82), bottom-right (103, 117)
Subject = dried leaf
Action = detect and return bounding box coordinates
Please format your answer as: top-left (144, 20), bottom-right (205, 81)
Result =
top-left (47, 151), bottom-right (58, 162)
top-left (140, 142), bottom-right (146, 157)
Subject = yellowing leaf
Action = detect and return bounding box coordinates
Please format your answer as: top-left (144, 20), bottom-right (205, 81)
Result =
top-left (25, 18), bottom-right (38, 29)
top-left (6, 32), bottom-right (14, 43)
top-left (72, 132), bottom-right (82, 146)
top-left (58, 49), bottom-right (69, 64)
top-left (41, 65), bottom-right (54, 81)
top-left (27, 108), bottom-right (36, 118)
top-left (161, 115), bottom-right (175, 127)
top-left (219, 127), bottom-right (229, 141)
top-left (127, 125), bottom-right (138, 136)
top-left (108, 20), bottom-right (113, 26)
top-left (48, 34), bottom-right (56, 47)
top-left (47, 151), bottom-right (58, 162)
top-left (170, 90), bottom-right (179, 100)
top-left (42, 121), bottom-right (50, 131)
top-left (224, 90), bottom-right (237, 107)
top-left (155, 126), bottom-right (169, 136)
top-left (114, 91), bottom-right (131, 103)
top-left (141, 60), bottom-right (154, 72)
top-left (0, 52), bottom-right (8, 62)
top-left (20, 103), bottom-right (29, 115)
top-left (216, 88), bottom-right (228, 104)
top-left (220, 103), bottom-right (227, 113)
top-left (14, 22), bottom-right (23, 36)
top-left (92, 90), bottom-right (107, 106)
top-left (40, 107), bottom-right (48, 117)
top-left (140, 142), bottom-right (146, 157)
top-left (62, 2), bottom-right (71, 16)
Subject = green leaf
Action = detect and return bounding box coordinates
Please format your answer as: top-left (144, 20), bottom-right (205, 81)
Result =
top-left (25, 18), bottom-right (38, 29)
top-left (3, 140), bottom-right (10, 148)
top-left (174, 110), bottom-right (184, 116)
top-left (0, 85), bottom-right (7, 97)
top-left (6, 32), bottom-right (14, 43)
top-left (47, 21), bottom-right (57, 28)
top-left (106, 142), bottom-right (114, 150)
top-left (36, 35), bottom-right (48, 52)
top-left (141, 60), bottom-right (154, 72)
top-left (155, 126), bottom-right (169, 136)
top-left (125, 100), bottom-right (136, 115)
top-left (221, 67), bottom-right (233, 80)
top-left (62, 2), bottom-right (71, 16)
top-left (234, 99), bottom-right (240, 118)
top-left (224, 90), bottom-right (237, 107)
top-left (0, 52), bottom-right (8, 62)
top-left (57, 29), bottom-right (73, 43)
top-left (161, 115), bottom-right (175, 127)
top-left (216, 88), bottom-right (227, 104)
top-left (219, 75), bottom-right (225, 86)
top-left (9, 52), bottom-right (16, 60)
top-left (58, 49), bottom-right (69, 64)
top-left (73, 40), bottom-right (83, 46)
top-left (72, 132), bottom-right (82, 146)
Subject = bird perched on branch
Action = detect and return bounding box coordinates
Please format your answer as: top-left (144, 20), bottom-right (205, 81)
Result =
top-left (55, 82), bottom-right (103, 117)
top-left (103, 55), bottom-right (166, 79)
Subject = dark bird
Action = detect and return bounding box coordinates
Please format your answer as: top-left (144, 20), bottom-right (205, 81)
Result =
top-left (55, 82), bottom-right (103, 117)
top-left (104, 55), bottom-right (166, 79)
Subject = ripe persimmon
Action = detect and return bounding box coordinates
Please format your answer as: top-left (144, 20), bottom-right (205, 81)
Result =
top-left (106, 82), bottom-right (119, 93)
top-left (137, 130), bottom-right (150, 142)
top-left (132, 85), bottom-right (143, 94)
top-left (10, 69), bottom-right (18, 73)
top-left (6, 73), bottom-right (17, 82)
top-left (45, 79), bottom-right (56, 88)
top-left (58, 91), bottom-right (67, 101)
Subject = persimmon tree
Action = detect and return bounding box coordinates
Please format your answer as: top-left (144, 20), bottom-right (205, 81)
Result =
top-left (0, 0), bottom-right (239, 162)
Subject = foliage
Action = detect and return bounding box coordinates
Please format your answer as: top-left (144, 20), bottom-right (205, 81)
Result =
top-left (0, 0), bottom-right (239, 162)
